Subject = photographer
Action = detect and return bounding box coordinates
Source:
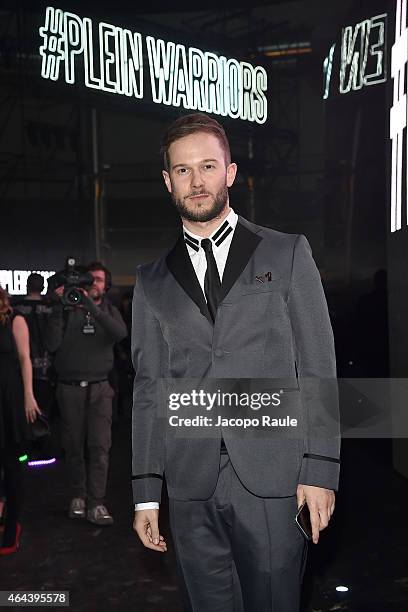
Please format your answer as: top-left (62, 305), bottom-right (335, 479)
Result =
top-left (46, 261), bottom-right (127, 526)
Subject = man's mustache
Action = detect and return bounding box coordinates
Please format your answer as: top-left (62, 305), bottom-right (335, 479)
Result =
top-left (185, 191), bottom-right (211, 198)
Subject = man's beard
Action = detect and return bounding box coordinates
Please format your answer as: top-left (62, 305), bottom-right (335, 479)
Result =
top-left (89, 288), bottom-right (103, 302)
top-left (171, 184), bottom-right (229, 222)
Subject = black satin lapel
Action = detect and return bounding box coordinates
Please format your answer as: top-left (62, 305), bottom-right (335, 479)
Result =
top-left (219, 221), bottom-right (262, 302)
top-left (166, 236), bottom-right (212, 323)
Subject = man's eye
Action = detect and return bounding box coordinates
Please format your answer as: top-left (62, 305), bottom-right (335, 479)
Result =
top-left (177, 168), bottom-right (188, 174)
top-left (204, 164), bottom-right (215, 170)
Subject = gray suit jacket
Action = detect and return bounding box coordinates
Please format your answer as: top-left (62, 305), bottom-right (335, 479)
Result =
top-left (131, 216), bottom-right (340, 503)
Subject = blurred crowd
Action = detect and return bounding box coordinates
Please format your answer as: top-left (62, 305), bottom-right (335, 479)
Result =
top-left (0, 265), bottom-right (133, 554)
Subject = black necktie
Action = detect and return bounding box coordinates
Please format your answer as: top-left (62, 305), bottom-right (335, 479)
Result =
top-left (201, 238), bottom-right (227, 453)
top-left (201, 238), bottom-right (221, 322)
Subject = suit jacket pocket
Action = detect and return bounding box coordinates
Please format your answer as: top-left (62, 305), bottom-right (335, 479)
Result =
top-left (240, 278), bottom-right (282, 295)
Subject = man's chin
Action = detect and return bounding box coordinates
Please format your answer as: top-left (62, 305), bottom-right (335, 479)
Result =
top-left (185, 209), bottom-right (216, 223)
top-left (178, 200), bottom-right (227, 223)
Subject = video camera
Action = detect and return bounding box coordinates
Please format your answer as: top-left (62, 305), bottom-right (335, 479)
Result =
top-left (48, 257), bottom-right (94, 307)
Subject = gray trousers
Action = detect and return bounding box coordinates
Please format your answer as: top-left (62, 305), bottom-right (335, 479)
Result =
top-left (169, 453), bottom-right (308, 612)
top-left (56, 381), bottom-right (114, 508)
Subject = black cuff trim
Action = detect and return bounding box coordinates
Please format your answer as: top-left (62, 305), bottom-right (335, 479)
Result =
top-left (132, 473), bottom-right (163, 480)
top-left (304, 453), bottom-right (340, 464)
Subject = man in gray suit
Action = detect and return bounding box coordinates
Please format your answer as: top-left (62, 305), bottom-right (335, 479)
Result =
top-left (131, 113), bottom-right (340, 611)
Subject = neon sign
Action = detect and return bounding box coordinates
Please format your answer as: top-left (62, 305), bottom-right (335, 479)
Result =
top-left (390, 0), bottom-right (408, 233)
top-left (0, 270), bottom-right (55, 295)
top-left (323, 13), bottom-right (387, 99)
top-left (340, 14), bottom-right (387, 93)
top-left (39, 6), bottom-right (268, 124)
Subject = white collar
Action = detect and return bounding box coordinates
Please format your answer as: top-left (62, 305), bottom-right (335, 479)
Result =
top-left (183, 209), bottom-right (238, 252)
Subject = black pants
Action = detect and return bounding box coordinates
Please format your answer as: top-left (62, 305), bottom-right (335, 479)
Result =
top-left (0, 446), bottom-right (23, 547)
top-left (169, 453), bottom-right (308, 612)
top-left (56, 381), bottom-right (114, 508)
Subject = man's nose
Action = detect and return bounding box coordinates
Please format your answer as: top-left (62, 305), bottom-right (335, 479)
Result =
top-left (191, 169), bottom-right (204, 189)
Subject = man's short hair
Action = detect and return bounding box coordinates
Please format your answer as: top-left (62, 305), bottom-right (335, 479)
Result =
top-left (27, 273), bottom-right (44, 294)
top-left (160, 113), bottom-right (231, 171)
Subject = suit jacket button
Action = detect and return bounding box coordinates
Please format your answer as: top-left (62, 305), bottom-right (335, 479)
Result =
top-left (214, 349), bottom-right (223, 357)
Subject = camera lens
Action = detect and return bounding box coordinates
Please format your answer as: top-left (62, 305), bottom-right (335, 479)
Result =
top-left (65, 288), bottom-right (82, 306)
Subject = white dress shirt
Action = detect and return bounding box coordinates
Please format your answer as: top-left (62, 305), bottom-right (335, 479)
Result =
top-left (135, 209), bottom-right (238, 511)
top-left (183, 208), bottom-right (238, 292)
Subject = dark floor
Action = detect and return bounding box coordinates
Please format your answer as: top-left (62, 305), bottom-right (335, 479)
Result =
top-left (1, 422), bottom-right (408, 612)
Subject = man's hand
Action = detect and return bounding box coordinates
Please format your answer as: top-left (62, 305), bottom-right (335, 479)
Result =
top-left (297, 484), bottom-right (335, 544)
top-left (74, 287), bottom-right (89, 306)
top-left (133, 509), bottom-right (167, 553)
top-left (76, 288), bottom-right (100, 313)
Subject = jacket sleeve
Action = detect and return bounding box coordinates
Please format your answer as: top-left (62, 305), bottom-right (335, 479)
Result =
top-left (131, 267), bottom-right (167, 504)
top-left (287, 234), bottom-right (341, 491)
top-left (96, 304), bottom-right (127, 342)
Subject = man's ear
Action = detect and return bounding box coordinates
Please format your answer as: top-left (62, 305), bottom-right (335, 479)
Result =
top-left (226, 162), bottom-right (238, 188)
top-left (162, 170), bottom-right (172, 193)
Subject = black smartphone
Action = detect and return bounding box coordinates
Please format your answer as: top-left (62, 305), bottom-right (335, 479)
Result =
top-left (295, 502), bottom-right (312, 541)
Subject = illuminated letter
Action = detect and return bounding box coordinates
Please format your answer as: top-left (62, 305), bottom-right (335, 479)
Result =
top-left (14, 271), bottom-right (29, 295)
top-left (217, 55), bottom-right (228, 116)
top-left (83, 17), bottom-right (102, 89)
top-left (323, 43), bottom-right (336, 100)
top-left (39, 6), bottom-right (65, 81)
top-left (146, 37), bottom-right (176, 105)
top-left (390, 0), bottom-right (408, 232)
top-left (172, 44), bottom-right (190, 108)
top-left (205, 52), bottom-right (220, 114)
top-left (340, 21), bottom-right (370, 93)
top-left (99, 23), bottom-right (118, 93)
top-left (225, 58), bottom-right (242, 119)
top-left (364, 14), bottom-right (387, 85)
top-left (120, 30), bottom-right (143, 98)
top-left (188, 48), bottom-right (206, 111)
top-left (38, 271), bottom-right (55, 293)
top-left (0, 270), bottom-right (13, 293)
top-left (253, 67), bottom-right (268, 125)
top-left (63, 11), bottom-right (83, 84)
top-left (241, 62), bottom-right (254, 122)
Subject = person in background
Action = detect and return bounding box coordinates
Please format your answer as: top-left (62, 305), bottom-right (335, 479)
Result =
top-left (0, 287), bottom-right (41, 555)
top-left (45, 262), bottom-right (127, 526)
top-left (14, 273), bottom-right (55, 459)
